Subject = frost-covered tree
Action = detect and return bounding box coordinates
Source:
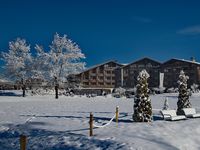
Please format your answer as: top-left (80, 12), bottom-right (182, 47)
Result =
top-left (162, 97), bottom-right (169, 110)
top-left (32, 45), bottom-right (51, 81)
top-left (1, 38), bottom-right (32, 97)
top-left (34, 33), bottom-right (86, 98)
top-left (177, 70), bottom-right (192, 115)
top-left (40, 33), bottom-right (86, 83)
top-left (133, 69), bottom-right (152, 122)
top-left (65, 74), bottom-right (80, 89)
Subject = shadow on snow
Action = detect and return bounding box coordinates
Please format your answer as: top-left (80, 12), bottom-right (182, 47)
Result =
top-left (0, 122), bottom-right (128, 150)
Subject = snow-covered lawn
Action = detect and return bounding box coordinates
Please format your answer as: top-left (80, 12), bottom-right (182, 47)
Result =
top-left (1, 91), bottom-right (200, 150)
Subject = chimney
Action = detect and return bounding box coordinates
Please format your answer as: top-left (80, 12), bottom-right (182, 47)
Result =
top-left (190, 57), bottom-right (195, 62)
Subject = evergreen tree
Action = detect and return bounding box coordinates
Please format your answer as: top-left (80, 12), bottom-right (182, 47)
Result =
top-left (177, 70), bottom-right (192, 115)
top-left (133, 69), bottom-right (152, 122)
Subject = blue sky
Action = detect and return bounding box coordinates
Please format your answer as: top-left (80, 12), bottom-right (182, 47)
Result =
top-left (1, 0), bottom-right (200, 68)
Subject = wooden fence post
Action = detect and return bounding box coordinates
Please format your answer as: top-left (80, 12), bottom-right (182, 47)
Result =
top-left (89, 113), bottom-right (93, 136)
top-left (20, 135), bottom-right (27, 150)
top-left (116, 106), bottom-right (119, 125)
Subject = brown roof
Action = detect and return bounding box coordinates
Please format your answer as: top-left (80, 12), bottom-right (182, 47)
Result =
top-left (122, 57), bottom-right (161, 69)
top-left (77, 60), bottom-right (123, 74)
top-left (162, 58), bottom-right (200, 66)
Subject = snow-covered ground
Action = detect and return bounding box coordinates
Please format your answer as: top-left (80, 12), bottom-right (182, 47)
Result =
top-left (1, 91), bottom-right (200, 150)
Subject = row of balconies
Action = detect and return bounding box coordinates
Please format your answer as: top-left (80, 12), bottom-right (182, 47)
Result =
top-left (82, 81), bottom-right (115, 86)
top-left (83, 78), bottom-right (115, 82)
top-left (82, 74), bottom-right (115, 80)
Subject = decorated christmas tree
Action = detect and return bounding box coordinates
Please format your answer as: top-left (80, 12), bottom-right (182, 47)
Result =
top-left (177, 70), bottom-right (192, 115)
top-left (133, 69), bottom-right (152, 122)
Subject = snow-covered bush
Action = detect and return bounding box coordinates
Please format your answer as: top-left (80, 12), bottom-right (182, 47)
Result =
top-left (177, 70), bottom-right (192, 115)
top-left (166, 87), bottom-right (179, 93)
top-left (112, 87), bottom-right (126, 98)
top-left (191, 83), bottom-right (199, 93)
top-left (152, 87), bottom-right (166, 94)
top-left (125, 88), bottom-right (136, 98)
top-left (133, 70), bottom-right (152, 122)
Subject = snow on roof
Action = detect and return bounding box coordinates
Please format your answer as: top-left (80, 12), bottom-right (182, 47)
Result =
top-left (163, 58), bottom-right (200, 65)
top-left (78, 60), bottom-right (123, 74)
top-left (122, 57), bottom-right (161, 68)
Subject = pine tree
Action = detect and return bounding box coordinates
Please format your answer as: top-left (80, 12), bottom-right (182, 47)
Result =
top-left (177, 70), bottom-right (192, 115)
top-left (133, 69), bottom-right (152, 122)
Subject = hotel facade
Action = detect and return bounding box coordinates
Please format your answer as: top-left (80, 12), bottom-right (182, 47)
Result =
top-left (76, 57), bottom-right (200, 90)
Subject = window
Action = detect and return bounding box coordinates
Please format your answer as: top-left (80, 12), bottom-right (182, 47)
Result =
top-left (124, 69), bottom-right (128, 74)
top-left (146, 63), bottom-right (152, 68)
top-left (99, 69), bottom-right (104, 73)
top-left (107, 77), bottom-right (111, 80)
top-left (130, 64), bottom-right (136, 68)
top-left (99, 76), bottom-right (103, 80)
top-left (138, 64), bottom-right (145, 68)
top-left (83, 82), bottom-right (89, 85)
top-left (91, 76), bottom-right (96, 80)
top-left (164, 69), bottom-right (168, 72)
top-left (104, 64), bottom-right (108, 67)
top-left (106, 71), bottom-right (111, 74)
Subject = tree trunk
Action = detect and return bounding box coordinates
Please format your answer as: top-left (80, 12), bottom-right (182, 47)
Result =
top-left (55, 85), bottom-right (58, 99)
top-left (21, 78), bottom-right (26, 97)
top-left (22, 85), bottom-right (26, 97)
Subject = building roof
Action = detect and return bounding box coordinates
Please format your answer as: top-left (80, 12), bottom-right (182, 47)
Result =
top-left (162, 58), bottom-right (200, 66)
top-left (122, 57), bottom-right (161, 68)
top-left (77, 60), bottom-right (124, 75)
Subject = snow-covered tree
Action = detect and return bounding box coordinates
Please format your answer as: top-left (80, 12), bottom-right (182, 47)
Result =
top-left (65, 74), bottom-right (80, 89)
top-left (1, 38), bottom-right (32, 97)
top-left (35, 33), bottom-right (85, 84)
top-left (32, 45), bottom-right (51, 81)
top-left (33, 33), bottom-right (86, 98)
top-left (133, 69), bottom-right (152, 122)
top-left (162, 97), bottom-right (169, 110)
top-left (48, 33), bottom-right (85, 83)
top-left (177, 70), bottom-right (192, 115)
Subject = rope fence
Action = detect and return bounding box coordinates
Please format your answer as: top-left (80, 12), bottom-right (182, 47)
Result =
top-left (89, 106), bottom-right (119, 136)
top-left (16, 106), bottom-right (119, 148)
top-left (93, 113), bottom-right (116, 128)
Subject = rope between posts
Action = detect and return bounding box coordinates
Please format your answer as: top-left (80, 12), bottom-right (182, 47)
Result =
top-left (25, 116), bottom-right (36, 124)
top-left (93, 113), bottom-right (116, 128)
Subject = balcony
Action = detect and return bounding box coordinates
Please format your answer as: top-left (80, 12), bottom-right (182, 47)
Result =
top-left (83, 79), bottom-right (89, 82)
top-left (90, 73), bottom-right (96, 76)
top-left (97, 73), bottom-right (104, 76)
top-left (90, 79), bottom-right (97, 82)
